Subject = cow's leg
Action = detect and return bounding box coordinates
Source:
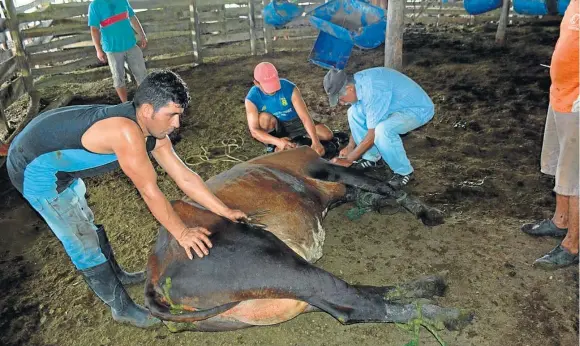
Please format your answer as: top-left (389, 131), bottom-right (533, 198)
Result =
top-left (146, 226), bottom-right (471, 331)
top-left (308, 161), bottom-right (444, 226)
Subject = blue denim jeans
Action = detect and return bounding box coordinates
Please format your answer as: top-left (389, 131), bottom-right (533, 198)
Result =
top-left (348, 106), bottom-right (431, 175)
top-left (25, 179), bottom-right (107, 270)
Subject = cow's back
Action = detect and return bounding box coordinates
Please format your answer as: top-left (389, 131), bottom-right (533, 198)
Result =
top-left (184, 146), bottom-right (345, 262)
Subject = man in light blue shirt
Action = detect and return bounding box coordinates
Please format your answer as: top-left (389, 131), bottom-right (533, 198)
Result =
top-left (323, 67), bottom-right (434, 188)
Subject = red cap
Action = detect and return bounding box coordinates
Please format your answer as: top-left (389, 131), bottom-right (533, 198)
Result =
top-left (254, 62), bottom-right (281, 94)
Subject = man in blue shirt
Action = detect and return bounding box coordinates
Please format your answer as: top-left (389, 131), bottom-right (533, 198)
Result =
top-left (323, 67), bottom-right (434, 189)
top-left (89, 0), bottom-right (148, 102)
top-left (245, 62), bottom-right (333, 156)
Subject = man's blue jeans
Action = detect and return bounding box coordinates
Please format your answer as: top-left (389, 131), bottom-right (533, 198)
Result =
top-left (348, 106), bottom-right (432, 175)
top-left (24, 179), bottom-right (107, 270)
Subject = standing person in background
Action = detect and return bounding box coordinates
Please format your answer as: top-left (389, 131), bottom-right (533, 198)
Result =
top-left (89, 0), bottom-right (148, 102)
top-left (520, 0), bottom-right (578, 270)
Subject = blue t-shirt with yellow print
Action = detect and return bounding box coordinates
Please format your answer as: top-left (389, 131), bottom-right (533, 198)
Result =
top-left (246, 79), bottom-right (298, 122)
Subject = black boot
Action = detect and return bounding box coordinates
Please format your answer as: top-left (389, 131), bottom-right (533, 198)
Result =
top-left (81, 261), bottom-right (161, 328)
top-left (96, 225), bottom-right (145, 286)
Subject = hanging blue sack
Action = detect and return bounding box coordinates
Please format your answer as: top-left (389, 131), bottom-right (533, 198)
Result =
top-left (263, 0), bottom-right (303, 28)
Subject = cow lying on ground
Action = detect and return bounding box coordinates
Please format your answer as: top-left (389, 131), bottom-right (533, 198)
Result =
top-left (144, 146), bottom-right (472, 332)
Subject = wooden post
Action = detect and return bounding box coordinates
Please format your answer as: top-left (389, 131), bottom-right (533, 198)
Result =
top-left (4, 0), bottom-right (34, 93)
top-left (262, 0), bottom-right (272, 54)
top-left (248, 0), bottom-right (257, 55)
top-left (495, 0), bottom-right (511, 46)
top-left (189, 0), bottom-right (202, 62)
top-left (3, 0), bottom-right (40, 147)
top-left (384, 0), bottom-right (404, 70)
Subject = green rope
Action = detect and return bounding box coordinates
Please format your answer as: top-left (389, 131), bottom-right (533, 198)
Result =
top-left (395, 305), bottom-right (448, 346)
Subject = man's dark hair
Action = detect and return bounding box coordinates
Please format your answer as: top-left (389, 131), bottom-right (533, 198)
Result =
top-left (134, 70), bottom-right (190, 111)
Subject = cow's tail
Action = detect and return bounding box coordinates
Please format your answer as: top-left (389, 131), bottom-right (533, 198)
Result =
top-left (144, 281), bottom-right (239, 323)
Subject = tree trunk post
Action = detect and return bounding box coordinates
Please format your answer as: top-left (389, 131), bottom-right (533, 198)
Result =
top-left (384, 0), bottom-right (404, 70)
top-left (495, 0), bottom-right (511, 46)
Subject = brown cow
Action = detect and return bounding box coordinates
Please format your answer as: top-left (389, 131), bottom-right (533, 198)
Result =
top-left (144, 147), bottom-right (472, 332)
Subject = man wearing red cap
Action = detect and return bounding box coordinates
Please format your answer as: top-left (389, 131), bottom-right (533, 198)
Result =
top-left (245, 62), bottom-right (333, 155)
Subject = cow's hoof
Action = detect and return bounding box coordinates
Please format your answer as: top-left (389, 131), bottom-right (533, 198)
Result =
top-left (421, 305), bottom-right (474, 331)
top-left (418, 207), bottom-right (444, 226)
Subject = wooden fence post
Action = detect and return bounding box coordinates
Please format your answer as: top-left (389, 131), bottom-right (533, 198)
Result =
top-left (262, 0), bottom-right (272, 54)
top-left (4, 0), bottom-right (34, 93)
top-left (3, 0), bottom-right (40, 144)
top-left (189, 0), bottom-right (202, 63)
top-left (384, 0), bottom-right (404, 70)
top-left (495, 0), bottom-right (511, 46)
top-left (248, 0), bottom-right (257, 55)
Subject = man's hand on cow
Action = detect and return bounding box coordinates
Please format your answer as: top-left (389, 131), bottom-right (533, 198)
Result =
top-left (311, 141), bottom-right (325, 156)
top-left (177, 227), bottom-right (213, 259)
top-left (222, 208), bottom-right (249, 223)
top-left (276, 138), bottom-right (297, 152)
top-left (331, 157), bottom-right (353, 167)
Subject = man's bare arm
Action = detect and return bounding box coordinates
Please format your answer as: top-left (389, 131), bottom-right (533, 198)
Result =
top-left (291, 87), bottom-right (320, 145)
top-left (151, 138), bottom-right (247, 221)
top-left (90, 27), bottom-right (106, 63)
top-left (346, 129), bottom-right (375, 162)
top-left (129, 16), bottom-right (147, 48)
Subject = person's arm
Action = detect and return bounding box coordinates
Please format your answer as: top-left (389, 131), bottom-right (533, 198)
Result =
top-left (90, 27), bottom-right (107, 63)
top-left (112, 121), bottom-right (212, 259)
top-left (88, 5), bottom-right (107, 63)
top-left (129, 16), bottom-right (147, 48)
top-left (346, 129), bottom-right (375, 162)
top-left (151, 137), bottom-right (247, 222)
top-left (245, 99), bottom-right (295, 150)
top-left (291, 87), bottom-right (324, 156)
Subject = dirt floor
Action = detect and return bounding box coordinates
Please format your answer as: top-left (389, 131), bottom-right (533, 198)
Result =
top-left (1, 22), bottom-right (578, 346)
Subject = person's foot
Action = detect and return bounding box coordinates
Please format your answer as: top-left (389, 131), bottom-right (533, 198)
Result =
top-left (533, 244), bottom-right (579, 270)
top-left (388, 172), bottom-right (414, 189)
top-left (521, 219), bottom-right (567, 237)
top-left (352, 159), bottom-right (385, 170)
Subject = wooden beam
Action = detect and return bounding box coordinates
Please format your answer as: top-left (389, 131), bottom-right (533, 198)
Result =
top-left (190, 0), bottom-right (203, 62)
top-left (31, 57), bottom-right (102, 77)
top-left (34, 67), bottom-right (112, 89)
top-left (0, 77), bottom-right (26, 109)
top-left (4, 0), bottom-right (36, 98)
top-left (141, 21), bottom-right (190, 34)
top-left (30, 46), bottom-right (95, 66)
top-left (262, 0), bottom-right (272, 54)
top-left (146, 54), bottom-right (196, 69)
top-left (495, 0), bottom-right (511, 46)
top-left (18, 3), bottom-right (89, 22)
top-left (26, 34), bottom-right (92, 54)
top-left (248, 0), bottom-right (257, 56)
top-left (21, 22), bottom-right (87, 39)
top-left (0, 57), bottom-right (18, 86)
top-left (385, 0), bottom-right (405, 70)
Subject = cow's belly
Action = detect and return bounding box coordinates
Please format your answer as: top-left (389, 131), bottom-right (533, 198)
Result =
top-left (262, 207), bottom-right (327, 263)
top-left (206, 166), bottom-right (336, 263)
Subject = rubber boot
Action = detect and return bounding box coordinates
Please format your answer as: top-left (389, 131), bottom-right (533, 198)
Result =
top-left (96, 225), bottom-right (145, 286)
top-left (81, 261), bottom-right (161, 328)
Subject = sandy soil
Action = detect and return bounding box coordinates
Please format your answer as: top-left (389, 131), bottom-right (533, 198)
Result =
top-left (1, 23), bottom-right (578, 346)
